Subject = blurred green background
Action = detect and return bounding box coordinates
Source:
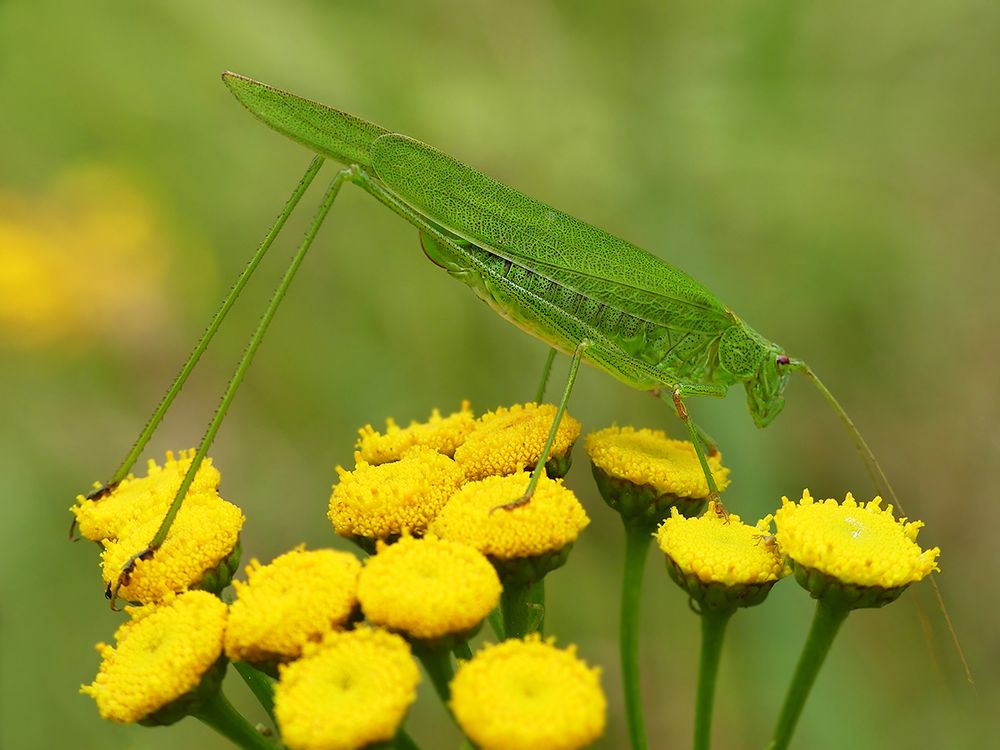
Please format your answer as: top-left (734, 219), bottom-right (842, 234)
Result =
top-left (2, 1), bottom-right (996, 748)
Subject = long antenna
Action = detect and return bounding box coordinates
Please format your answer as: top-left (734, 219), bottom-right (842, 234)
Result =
top-left (796, 361), bottom-right (974, 687)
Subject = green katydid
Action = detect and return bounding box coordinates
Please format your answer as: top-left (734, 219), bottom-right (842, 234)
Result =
top-left (83, 74), bottom-right (963, 680)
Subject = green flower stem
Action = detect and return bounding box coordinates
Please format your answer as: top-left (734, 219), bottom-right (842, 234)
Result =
top-left (452, 639), bottom-right (473, 661)
top-left (417, 647), bottom-right (456, 705)
top-left (621, 522), bottom-right (653, 750)
top-left (395, 729), bottom-right (423, 750)
top-left (693, 607), bottom-right (734, 750)
top-left (487, 607), bottom-right (505, 640)
top-left (193, 688), bottom-right (278, 750)
top-left (233, 661), bottom-right (276, 724)
top-left (768, 599), bottom-right (851, 750)
top-left (501, 578), bottom-right (534, 640)
top-left (529, 578), bottom-right (546, 633)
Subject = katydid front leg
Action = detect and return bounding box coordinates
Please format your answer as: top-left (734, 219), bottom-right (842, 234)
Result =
top-left (665, 384), bottom-right (728, 514)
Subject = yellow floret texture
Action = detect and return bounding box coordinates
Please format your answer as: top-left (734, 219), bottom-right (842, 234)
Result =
top-left (774, 490), bottom-right (940, 588)
top-left (275, 627), bottom-right (420, 750)
top-left (72, 450), bottom-right (221, 542)
top-left (429, 473), bottom-right (589, 559)
top-left (357, 536), bottom-right (501, 640)
top-left (81, 591), bottom-right (227, 723)
top-left (454, 403), bottom-right (581, 480)
top-left (356, 401), bottom-right (476, 464)
top-left (450, 634), bottom-right (606, 750)
top-left (329, 446), bottom-right (465, 539)
top-left (100, 490), bottom-right (244, 603)
top-left (585, 426), bottom-right (729, 499)
top-left (225, 547), bottom-right (362, 664)
top-left (656, 506), bottom-right (784, 586)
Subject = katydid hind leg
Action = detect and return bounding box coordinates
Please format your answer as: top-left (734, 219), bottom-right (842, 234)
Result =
top-left (494, 340), bottom-right (592, 512)
top-left (106, 166), bottom-right (350, 607)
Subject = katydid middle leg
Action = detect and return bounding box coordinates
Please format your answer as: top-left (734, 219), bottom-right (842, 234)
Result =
top-left (493, 339), bottom-right (592, 512)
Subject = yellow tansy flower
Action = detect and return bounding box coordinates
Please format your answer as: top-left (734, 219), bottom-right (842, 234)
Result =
top-left (774, 490), bottom-right (940, 605)
top-left (72, 450), bottom-right (221, 542)
top-left (657, 503), bottom-right (786, 610)
top-left (225, 547), bottom-right (362, 667)
top-left (100, 490), bottom-right (244, 603)
top-left (429, 472), bottom-right (589, 562)
top-left (275, 627), bottom-right (420, 750)
top-left (586, 427), bottom-right (729, 524)
top-left (81, 590), bottom-right (228, 724)
top-left (357, 536), bottom-right (501, 642)
top-left (454, 403), bottom-right (581, 480)
top-left (356, 401), bottom-right (476, 464)
top-left (329, 446), bottom-right (465, 547)
top-left (1, 166), bottom-right (175, 349)
top-left (450, 634), bottom-right (606, 750)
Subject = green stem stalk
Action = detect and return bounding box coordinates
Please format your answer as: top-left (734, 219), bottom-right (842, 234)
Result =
top-left (193, 689), bottom-right (277, 750)
top-left (395, 729), bottom-right (422, 750)
top-left (501, 578), bottom-right (534, 640)
top-left (621, 522), bottom-right (652, 750)
top-left (417, 647), bottom-right (455, 705)
top-left (693, 608), bottom-right (734, 750)
top-left (534, 347), bottom-right (557, 403)
top-left (768, 599), bottom-right (850, 750)
top-left (233, 661), bottom-right (276, 724)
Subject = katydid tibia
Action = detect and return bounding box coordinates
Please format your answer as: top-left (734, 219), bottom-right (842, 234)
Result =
top-left (80, 73), bottom-right (963, 678)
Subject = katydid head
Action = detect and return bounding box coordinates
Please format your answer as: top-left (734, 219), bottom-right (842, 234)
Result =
top-left (744, 345), bottom-right (794, 427)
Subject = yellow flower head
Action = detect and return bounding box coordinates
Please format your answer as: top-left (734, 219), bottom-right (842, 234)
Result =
top-left (774, 490), bottom-right (940, 602)
top-left (429, 473), bottom-right (589, 561)
top-left (225, 547), bottom-right (362, 666)
top-left (450, 634), bottom-right (606, 750)
top-left (357, 536), bottom-right (501, 642)
top-left (585, 426), bottom-right (729, 509)
top-left (454, 403), bottom-right (581, 481)
top-left (329, 446), bottom-right (465, 545)
top-left (0, 166), bottom-right (174, 350)
top-left (81, 590), bottom-right (228, 724)
top-left (72, 450), bottom-right (221, 542)
top-left (657, 503), bottom-right (786, 610)
top-left (275, 627), bottom-right (420, 750)
top-left (356, 401), bottom-right (476, 464)
top-left (100, 491), bottom-right (244, 603)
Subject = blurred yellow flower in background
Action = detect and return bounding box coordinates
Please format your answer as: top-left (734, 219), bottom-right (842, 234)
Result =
top-left (0, 166), bottom-right (175, 349)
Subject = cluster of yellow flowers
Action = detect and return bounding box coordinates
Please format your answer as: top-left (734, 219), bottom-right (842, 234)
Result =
top-left (74, 402), bottom-right (941, 750)
top-left (74, 403), bottom-right (607, 750)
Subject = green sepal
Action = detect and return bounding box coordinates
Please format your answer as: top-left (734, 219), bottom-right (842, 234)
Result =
top-left (665, 556), bottom-right (777, 612)
top-left (544, 445), bottom-right (575, 480)
top-left (196, 537), bottom-right (243, 595)
top-left (591, 462), bottom-right (706, 532)
top-left (489, 543), bottom-right (574, 588)
top-left (790, 560), bottom-right (908, 610)
top-left (139, 655), bottom-right (228, 727)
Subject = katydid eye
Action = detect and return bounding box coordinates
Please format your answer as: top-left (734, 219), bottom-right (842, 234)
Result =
top-left (776, 355), bottom-right (790, 366)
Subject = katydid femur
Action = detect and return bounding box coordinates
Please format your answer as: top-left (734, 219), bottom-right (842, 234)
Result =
top-left (84, 73), bottom-right (936, 635)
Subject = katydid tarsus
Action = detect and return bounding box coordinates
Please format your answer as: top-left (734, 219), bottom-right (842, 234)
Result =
top-left (79, 73), bottom-right (967, 681)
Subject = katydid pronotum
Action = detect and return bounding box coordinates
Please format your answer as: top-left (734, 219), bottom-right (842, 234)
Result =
top-left (77, 73), bottom-right (966, 680)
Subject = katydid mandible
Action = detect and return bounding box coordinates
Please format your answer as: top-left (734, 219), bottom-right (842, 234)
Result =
top-left (89, 72), bottom-right (895, 606)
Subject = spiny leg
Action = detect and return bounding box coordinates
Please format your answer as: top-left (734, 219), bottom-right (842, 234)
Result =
top-left (496, 339), bottom-right (591, 512)
top-left (73, 156), bottom-right (325, 539)
top-left (107, 166), bottom-right (351, 607)
top-left (664, 385), bottom-right (727, 513)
